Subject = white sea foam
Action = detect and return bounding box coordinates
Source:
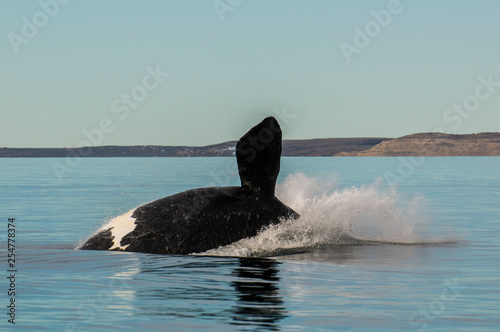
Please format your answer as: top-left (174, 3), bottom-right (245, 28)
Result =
top-left (203, 172), bottom-right (445, 257)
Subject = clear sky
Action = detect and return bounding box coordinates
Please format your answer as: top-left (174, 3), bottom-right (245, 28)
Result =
top-left (1, 0), bottom-right (499, 148)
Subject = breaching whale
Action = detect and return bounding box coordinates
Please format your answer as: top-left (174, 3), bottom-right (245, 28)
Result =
top-left (79, 116), bottom-right (299, 254)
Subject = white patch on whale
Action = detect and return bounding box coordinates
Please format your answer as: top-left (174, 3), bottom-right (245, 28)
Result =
top-left (98, 209), bottom-right (137, 250)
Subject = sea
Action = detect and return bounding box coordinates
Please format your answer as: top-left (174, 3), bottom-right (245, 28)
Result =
top-left (1, 157), bottom-right (499, 331)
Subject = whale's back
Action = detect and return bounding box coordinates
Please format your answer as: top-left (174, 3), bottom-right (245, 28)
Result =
top-left (80, 186), bottom-right (297, 254)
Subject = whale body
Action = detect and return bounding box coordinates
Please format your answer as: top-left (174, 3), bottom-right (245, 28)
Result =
top-left (79, 116), bottom-right (298, 254)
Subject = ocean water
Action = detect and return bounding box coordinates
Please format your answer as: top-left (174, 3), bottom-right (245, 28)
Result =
top-left (1, 157), bottom-right (499, 331)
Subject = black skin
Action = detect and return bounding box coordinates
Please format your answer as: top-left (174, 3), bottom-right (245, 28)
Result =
top-left (80, 116), bottom-right (299, 254)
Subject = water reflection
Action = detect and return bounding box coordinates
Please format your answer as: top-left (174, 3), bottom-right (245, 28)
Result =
top-left (130, 255), bottom-right (287, 330)
top-left (231, 258), bottom-right (286, 331)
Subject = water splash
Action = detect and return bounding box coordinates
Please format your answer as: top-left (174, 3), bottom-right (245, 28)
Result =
top-left (203, 173), bottom-right (447, 257)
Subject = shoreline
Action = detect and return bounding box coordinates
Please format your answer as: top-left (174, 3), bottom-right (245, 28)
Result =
top-left (2, 132), bottom-right (500, 157)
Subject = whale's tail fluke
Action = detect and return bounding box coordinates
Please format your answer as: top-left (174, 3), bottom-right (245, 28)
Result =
top-left (236, 116), bottom-right (282, 197)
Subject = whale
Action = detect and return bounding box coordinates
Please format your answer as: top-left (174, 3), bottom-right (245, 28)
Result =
top-left (79, 116), bottom-right (299, 254)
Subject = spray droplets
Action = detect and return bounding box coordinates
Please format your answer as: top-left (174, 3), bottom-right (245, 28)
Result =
top-left (204, 173), bottom-right (438, 257)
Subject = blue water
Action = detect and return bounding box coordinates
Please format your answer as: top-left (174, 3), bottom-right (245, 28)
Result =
top-left (1, 157), bottom-right (499, 331)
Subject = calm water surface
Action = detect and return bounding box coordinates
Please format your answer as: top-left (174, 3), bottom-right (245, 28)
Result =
top-left (1, 157), bottom-right (499, 331)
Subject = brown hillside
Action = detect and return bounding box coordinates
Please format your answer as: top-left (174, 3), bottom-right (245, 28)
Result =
top-left (335, 132), bottom-right (500, 156)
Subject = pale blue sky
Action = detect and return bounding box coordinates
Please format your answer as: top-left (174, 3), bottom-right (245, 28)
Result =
top-left (1, 0), bottom-right (499, 148)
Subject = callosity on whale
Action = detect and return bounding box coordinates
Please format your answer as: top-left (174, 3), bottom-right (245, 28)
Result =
top-left (79, 116), bottom-right (299, 254)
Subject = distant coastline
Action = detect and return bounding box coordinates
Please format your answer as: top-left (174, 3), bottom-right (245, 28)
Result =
top-left (2, 132), bottom-right (500, 157)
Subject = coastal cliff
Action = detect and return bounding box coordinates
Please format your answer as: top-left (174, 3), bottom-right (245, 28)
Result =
top-left (335, 133), bottom-right (500, 156)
